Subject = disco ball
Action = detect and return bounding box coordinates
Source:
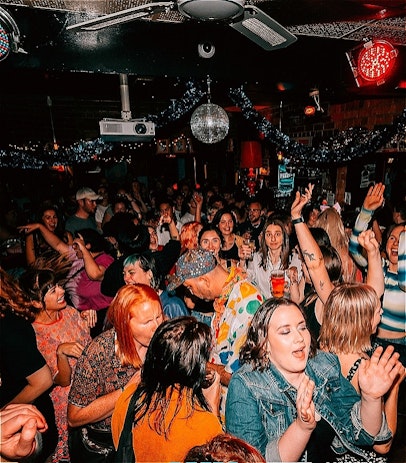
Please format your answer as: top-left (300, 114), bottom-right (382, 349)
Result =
top-left (190, 103), bottom-right (229, 144)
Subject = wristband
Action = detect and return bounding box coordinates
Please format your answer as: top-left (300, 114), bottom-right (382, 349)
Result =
top-left (291, 217), bottom-right (304, 225)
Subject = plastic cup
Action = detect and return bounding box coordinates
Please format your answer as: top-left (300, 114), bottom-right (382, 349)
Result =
top-left (243, 238), bottom-right (255, 261)
top-left (270, 270), bottom-right (285, 298)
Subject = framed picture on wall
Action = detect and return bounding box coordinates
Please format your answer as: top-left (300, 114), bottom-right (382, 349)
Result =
top-left (156, 139), bottom-right (170, 154)
top-left (173, 138), bottom-right (187, 154)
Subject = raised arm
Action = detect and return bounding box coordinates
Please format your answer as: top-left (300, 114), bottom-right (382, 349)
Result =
top-left (18, 223), bottom-right (70, 255)
top-left (358, 345), bottom-right (403, 437)
top-left (357, 229), bottom-right (384, 298)
top-left (194, 191), bottom-right (203, 223)
top-left (73, 233), bottom-right (107, 281)
top-left (373, 365), bottom-right (406, 454)
top-left (349, 183), bottom-right (385, 268)
top-left (291, 184), bottom-right (334, 304)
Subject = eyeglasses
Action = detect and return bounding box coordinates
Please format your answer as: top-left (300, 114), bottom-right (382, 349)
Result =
top-left (248, 208), bottom-right (261, 212)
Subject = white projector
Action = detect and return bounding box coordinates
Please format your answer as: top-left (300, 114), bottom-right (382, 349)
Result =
top-left (99, 118), bottom-right (155, 142)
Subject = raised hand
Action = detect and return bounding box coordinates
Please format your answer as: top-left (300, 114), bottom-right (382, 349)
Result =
top-left (17, 223), bottom-right (41, 234)
top-left (358, 345), bottom-right (404, 400)
top-left (357, 229), bottom-right (380, 256)
top-left (363, 183), bottom-right (385, 211)
top-left (291, 183), bottom-right (314, 219)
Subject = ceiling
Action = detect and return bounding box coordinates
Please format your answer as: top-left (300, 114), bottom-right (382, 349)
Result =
top-left (0, 0), bottom-right (405, 145)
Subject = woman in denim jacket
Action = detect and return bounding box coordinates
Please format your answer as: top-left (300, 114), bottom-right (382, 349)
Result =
top-left (226, 298), bottom-right (402, 462)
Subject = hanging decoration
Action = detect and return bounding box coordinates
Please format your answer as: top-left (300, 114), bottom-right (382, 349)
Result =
top-left (0, 81), bottom-right (205, 169)
top-left (0, 139), bottom-right (113, 169)
top-left (148, 80), bottom-right (205, 127)
top-left (190, 76), bottom-right (229, 144)
top-left (1, 79), bottom-right (405, 169)
top-left (228, 86), bottom-right (406, 166)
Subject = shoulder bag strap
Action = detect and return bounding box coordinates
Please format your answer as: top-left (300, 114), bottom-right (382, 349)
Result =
top-left (114, 392), bottom-right (139, 463)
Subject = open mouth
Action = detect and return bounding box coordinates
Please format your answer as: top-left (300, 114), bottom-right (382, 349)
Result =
top-left (292, 346), bottom-right (306, 360)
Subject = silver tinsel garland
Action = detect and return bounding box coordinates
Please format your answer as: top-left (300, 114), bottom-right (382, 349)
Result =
top-left (0, 81), bottom-right (404, 169)
top-left (228, 87), bottom-right (406, 166)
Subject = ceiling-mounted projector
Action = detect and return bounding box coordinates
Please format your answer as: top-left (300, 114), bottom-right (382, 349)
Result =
top-left (99, 118), bottom-right (155, 142)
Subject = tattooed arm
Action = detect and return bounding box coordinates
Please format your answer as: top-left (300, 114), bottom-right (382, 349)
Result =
top-left (291, 184), bottom-right (335, 305)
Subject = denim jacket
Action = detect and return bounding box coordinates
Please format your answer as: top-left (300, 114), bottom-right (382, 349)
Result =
top-left (226, 350), bottom-right (391, 462)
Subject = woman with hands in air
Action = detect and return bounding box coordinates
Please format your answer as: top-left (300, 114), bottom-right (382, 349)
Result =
top-left (291, 183), bottom-right (384, 341)
top-left (226, 297), bottom-right (402, 463)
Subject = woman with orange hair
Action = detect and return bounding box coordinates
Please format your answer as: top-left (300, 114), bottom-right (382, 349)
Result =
top-left (180, 221), bottom-right (203, 254)
top-left (67, 284), bottom-right (164, 463)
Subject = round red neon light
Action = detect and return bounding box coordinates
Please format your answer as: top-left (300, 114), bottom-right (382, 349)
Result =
top-left (357, 40), bottom-right (398, 83)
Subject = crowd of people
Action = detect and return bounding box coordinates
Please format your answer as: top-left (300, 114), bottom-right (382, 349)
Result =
top-left (0, 175), bottom-right (405, 463)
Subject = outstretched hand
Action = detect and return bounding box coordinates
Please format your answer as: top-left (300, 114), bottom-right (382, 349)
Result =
top-left (358, 345), bottom-right (404, 400)
top-left (17, 223), bottom-right (41, 235)
top-left (291, 184), bottom-right (314, 219)
top-left (363, 183), bottom-right (385, 211)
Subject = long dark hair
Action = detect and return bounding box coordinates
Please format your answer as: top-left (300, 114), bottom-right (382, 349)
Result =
top-left (131, 316), bottom-right (213, 437)
top-left (240, 298), bottom-right (317, 371)
top-left (19, 268), bottom-right (55, 306)
top-left (258, 218), bottom-right (290, 270)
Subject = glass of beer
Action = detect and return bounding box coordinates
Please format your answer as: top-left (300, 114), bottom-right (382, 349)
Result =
top-left (270, 270), bottom-right (285, 298)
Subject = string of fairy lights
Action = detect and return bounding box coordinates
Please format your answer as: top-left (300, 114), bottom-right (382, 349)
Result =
top-left (0, 81), bottom-right (404, 169)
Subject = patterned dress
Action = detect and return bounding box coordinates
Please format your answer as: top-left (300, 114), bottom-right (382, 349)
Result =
top-left (33, 306), bottom-right (91, 463)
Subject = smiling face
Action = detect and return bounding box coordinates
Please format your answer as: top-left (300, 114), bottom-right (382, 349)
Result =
top-left (123, 262), bottom-right (152, 287)
top-left (200, 230), bottom-right (222, 256)
top-left (386, 225), bottom-right (402, 269)
top-left (218, 213), bottom-right (234, 237)
top-left (265, 304), bottom-right (311, 384)
top-left (41, 209), bottom-right (58, 233)
top-left (43, 284), bottom-right (67, 311)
